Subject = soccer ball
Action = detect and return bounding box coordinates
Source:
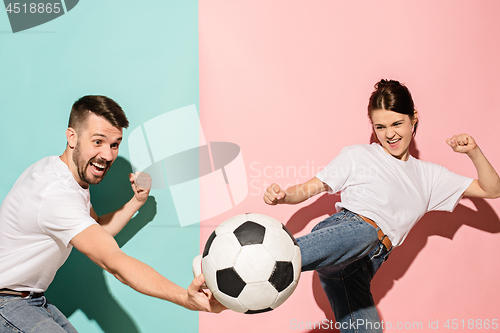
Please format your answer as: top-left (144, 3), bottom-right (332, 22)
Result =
top-left (200, 213), bottom-right (301, 314)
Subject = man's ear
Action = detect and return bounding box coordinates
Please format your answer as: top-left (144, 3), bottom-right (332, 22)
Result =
top-left (66, 127), bottom-right (77, 149)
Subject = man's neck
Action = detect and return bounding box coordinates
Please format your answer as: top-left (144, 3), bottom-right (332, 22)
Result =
top-left (59, 148), bottom-right (89, 189)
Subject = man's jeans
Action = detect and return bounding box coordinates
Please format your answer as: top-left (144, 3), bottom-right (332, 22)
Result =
top-left (0, 294), bottom-right (78, 333)
top-left (297, 209), bottom-right (391, 333)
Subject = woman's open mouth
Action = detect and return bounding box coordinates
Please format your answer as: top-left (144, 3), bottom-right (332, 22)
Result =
top-left (387, 138), bottom-right (401, 149)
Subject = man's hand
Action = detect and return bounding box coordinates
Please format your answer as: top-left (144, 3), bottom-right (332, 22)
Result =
top-left (446, 133), bottom-right (478, 155)
top-left (129, 171), bottom-right (152, 203)
top-left (263, 183), bottom-right (287, 205)
top-left (186, 274), bottom-right (227, 313)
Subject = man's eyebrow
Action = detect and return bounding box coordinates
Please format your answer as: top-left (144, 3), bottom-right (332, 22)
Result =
top-left (91, 133), bottom-right (123, 141)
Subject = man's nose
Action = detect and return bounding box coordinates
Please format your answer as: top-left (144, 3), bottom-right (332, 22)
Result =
top-left (99, 146), bottom-right (113, 161)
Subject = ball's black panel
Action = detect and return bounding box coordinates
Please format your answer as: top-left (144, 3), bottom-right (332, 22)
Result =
top-left (269, 261), bottom-right (294, 292)
top-left (217, 268), bottom-right (246, 298)
top-left (203, 231), bottom-right (217, 258)
top-left (282, 224), bottom-right (298, 246)
top-left (245, 307), bottom-right (273, 314)
top-left (234, 221), bottom-right (266, 246)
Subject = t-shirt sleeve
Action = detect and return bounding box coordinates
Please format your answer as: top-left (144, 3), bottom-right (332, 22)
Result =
top-left (427, 164), bottom-right (474, 212)
top-left (39, 183), bottom-right (97, 247)
top-left (316, 147), bottom-right (353, 194)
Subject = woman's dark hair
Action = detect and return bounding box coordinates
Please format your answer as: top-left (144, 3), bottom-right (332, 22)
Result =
top-left (68, 95), bottom-right (129, 132)
top-left (368, 79), bottom-right (418, 135)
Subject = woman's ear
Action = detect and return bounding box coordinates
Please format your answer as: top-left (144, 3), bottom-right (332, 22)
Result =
top-left (411, 110), bottom-right (419, 135)
top-left (412, 110), bottom-right (419, 127)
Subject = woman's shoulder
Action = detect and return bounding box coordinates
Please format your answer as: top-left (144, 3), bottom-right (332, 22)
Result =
top-left (407, 155), bottom-right (454, 179)
top-left (339, 143), bottom-right (383, 156)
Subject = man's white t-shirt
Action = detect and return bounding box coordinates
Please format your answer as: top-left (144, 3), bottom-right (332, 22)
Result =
top-left (0, 156), bottom-right (97, 292)
top-left (316, 143), bottom-right (473, 247)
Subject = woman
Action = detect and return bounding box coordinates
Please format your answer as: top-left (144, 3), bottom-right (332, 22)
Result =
top-left (263, 79), bottom-right (500, 333)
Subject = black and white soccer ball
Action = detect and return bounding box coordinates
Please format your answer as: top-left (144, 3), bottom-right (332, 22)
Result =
top-left (200, 213), bottom-right (301, 314)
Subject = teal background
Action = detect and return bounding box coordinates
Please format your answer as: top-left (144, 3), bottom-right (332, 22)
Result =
top-left (0, 1), bottom-right (200, 332)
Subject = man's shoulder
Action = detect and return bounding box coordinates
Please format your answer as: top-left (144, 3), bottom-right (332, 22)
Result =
top-left (28, 156), bottom-right (86, 200)
top-left (31, 156), bottom-right (73, 182)
top-left (10, 156), bottom-right (67, 193)
top-left (25, 156), bottom-right (66, 178)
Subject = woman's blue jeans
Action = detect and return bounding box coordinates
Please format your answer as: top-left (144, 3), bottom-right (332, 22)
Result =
top-left (296, 209), bottom-right (391, 333)
top-left (0, 294), bottom-right (78, 333)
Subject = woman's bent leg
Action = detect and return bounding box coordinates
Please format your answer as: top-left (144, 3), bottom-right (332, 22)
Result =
top-left (318, 243), bottom-right (390, 333)
top-left (297, 210), bottom-right (379, 272)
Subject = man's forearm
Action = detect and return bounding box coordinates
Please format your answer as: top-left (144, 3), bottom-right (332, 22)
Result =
top-left (104, 251), bottom-right (192, 308)
top-left (97, 196), bottom-right (145, 236)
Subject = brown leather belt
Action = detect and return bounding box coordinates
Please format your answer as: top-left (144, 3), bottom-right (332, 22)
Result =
top-left (358, 215), bottom-right (393, 251)
top-left (0, 289), bottom-right (44, 298)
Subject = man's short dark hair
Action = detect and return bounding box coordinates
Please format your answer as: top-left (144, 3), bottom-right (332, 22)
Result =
top-left (68, 95), bottom-right (129, 132)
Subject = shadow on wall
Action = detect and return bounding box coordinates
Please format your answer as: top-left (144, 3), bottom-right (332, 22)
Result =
top-left (284, 139), bottom-right (500, 332)
top-left (45, 157), bottom-right (157, 333)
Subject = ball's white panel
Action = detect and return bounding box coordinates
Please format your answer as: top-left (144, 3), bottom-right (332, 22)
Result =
top-left (213, 290), bottom-right (248, 313)
top-left (208, 233), bottom-right (241, 269)
top-left (245, 213), bottom-right (282, 229)
top-left (238, 282), bottom-right (278, 310)
top-left (234, 244), bottom-right (275, 283)
top-left (262, 226), bottom-right (296, 261)
top-left (271, 281), bottom-right (298, 309)
top-left (192, 254), bottom-right (202, 277)
top-left (215, 214), bottom-right (248, 235)
top-left (201, 256), bottom-right (219, 293)
top-left (291, 246), bottom-right (302, 283)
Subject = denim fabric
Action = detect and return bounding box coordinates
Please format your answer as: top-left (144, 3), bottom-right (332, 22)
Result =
top-left (0, 295), bottom-right (78, 333)
top-left (296, 209), bottom-right (391, 333)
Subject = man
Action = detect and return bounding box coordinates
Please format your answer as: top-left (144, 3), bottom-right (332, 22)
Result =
top-left (0, 96), bottom-right (223, 333)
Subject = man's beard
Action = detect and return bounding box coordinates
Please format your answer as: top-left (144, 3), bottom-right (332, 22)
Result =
top-left (72, 141), bottom-right (110, 186)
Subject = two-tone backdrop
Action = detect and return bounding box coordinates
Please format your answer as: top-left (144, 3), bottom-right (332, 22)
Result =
top-left (2, 1), bottom-right (500, 332)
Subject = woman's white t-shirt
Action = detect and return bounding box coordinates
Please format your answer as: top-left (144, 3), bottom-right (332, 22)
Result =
top-left (316, 143), bottom-right (473, 247)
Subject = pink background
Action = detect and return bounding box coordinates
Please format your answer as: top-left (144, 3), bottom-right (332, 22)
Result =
top-left (199, 1), bottom-right (500, 331)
